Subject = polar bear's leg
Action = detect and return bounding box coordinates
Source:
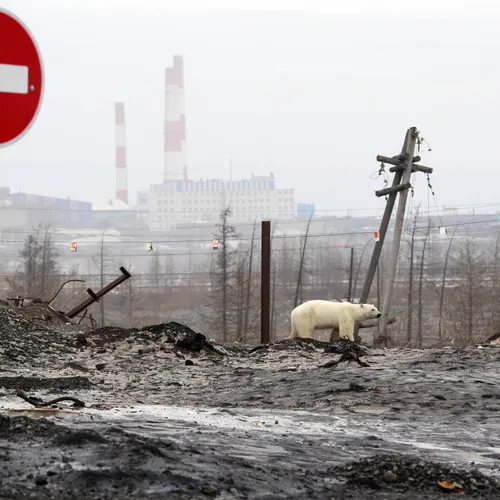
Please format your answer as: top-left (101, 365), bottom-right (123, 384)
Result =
top-left (298, 310), bottom-right (315, 338)
top-left (288, 306), bottom-right (315, 339)
top-left (300, 326), bottom-right (315, 339)
top-left (339, 317), bottom-right (355, 341)
top-left (329, 327), bottom-right (340, 343)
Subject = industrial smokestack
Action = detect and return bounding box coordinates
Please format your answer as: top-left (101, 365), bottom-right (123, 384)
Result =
top-left (164, 55), bottom-right (187, 182)
top-left (115, 102), bottom-right (128, 204)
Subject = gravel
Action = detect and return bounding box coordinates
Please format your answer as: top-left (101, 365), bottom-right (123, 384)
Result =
top-left (329, 454), bottom-right (500, 497)
top-left (0, 305), bottom-right (77, 365)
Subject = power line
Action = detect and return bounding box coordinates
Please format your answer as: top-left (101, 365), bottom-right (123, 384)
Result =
top-left (0, 216), bottom-right (499, 246)
top-left (2, 200), bottom-right (500, 217)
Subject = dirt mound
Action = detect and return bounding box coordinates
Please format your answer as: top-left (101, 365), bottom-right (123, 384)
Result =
top-left (83, 325), bottom-right (140, 345)
top-left (82, 321), bottom-right (227, 355)
top-left (0, 304), bottom-right (76, 365)
top-left (18, 302), bottom-right (87, 334)
top-left (249, 337), bottom-right (368, 356)
top-left (0, 376), bottom-right (91, 392)
top-left (329, 454), bottom-right (500, 497)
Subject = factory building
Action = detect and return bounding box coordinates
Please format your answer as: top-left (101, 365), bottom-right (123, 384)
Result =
top-left (137, 173), bottom-right (296, 230)
top-left (0, 187), bottom-right (92, 233)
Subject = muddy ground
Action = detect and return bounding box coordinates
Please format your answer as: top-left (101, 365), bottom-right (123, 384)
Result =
top-left (1, 304), bottom-right (500, 499)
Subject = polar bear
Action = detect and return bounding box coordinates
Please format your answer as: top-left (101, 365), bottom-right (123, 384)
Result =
top-left (288, 300), bottom-right (381, 342)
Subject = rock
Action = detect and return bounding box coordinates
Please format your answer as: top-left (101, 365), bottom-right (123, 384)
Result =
top-left (75, 334), bottom-right (88, 346)
top-left (382, 470), bottom-right (397, 483)
top-left (328, 454), bottom-right (500, 495)
top-left (200, 484), bottom-right (218, 496)
top-left (35, 476), bottom-right (48, 486)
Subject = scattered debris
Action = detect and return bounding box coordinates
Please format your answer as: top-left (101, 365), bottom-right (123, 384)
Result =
top-left (320, 351), bottom-right (370, 368)
top-left (249, 337), bottom-right (368, 356)
top-left (16, 390), bottom-right (85, 409)
top-left (484, 332), bottom-right (500, 345)
top-left (437, 479), bottom-right (462, 491)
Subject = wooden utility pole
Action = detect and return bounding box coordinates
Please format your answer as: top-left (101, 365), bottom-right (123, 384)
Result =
top-left (353, 126), bottom-right (434, 344)
top-left (261, 221), bottom-right (271, 344)
top-left (378, 128), bottom-right (419, 338)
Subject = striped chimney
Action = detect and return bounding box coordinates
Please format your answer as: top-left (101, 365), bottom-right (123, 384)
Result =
top-left (115, 102), bottom-right (128, 204)
top-left (164, 55), bottom-right (187, 182)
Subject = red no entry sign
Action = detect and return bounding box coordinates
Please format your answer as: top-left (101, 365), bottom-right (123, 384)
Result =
top-left (0, 8), bottom-right (44, 147)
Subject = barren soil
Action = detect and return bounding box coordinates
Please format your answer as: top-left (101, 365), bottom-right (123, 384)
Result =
top-left (1, 305), bottom-right (500, 499)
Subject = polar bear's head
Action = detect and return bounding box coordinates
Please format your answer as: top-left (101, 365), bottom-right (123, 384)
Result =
top-left (357, 303), bottom-right (382, 321)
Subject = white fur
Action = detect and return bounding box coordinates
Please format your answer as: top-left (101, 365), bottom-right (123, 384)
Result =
top-left (288, 300), bottom-right (381, 342)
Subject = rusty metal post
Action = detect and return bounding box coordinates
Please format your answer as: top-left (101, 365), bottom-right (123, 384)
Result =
top-left (65, 266), bottom-right (131, 319)
top-left (261, 221), bottom-right (271, 344)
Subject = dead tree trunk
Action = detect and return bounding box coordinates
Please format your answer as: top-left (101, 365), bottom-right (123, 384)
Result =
top-left (243, 222), bottom-right (256, 341)
top-left (236, 256), bottom-right (246, 339)
top-left (352, 240), bottom-right (370, 301)
top-left (294, 215), bottom-right (312, 308)
top-left (438, 226), bottom-right (457, 340)
top-left (417, 222), bottom-right (431, 347)
top-left (491, 231), bottom-right (500, 329)
top-left (271, 256), bottom-right (278, 340)
top-left (98, 234), bottom-right (105, 327)
top-left (407, 210), bottom-right (419, 345)
top-left (222, 230), bottom-right (228, 341)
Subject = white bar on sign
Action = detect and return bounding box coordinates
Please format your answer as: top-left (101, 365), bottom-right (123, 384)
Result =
top-left (0, 63), bottom-right (29, 94)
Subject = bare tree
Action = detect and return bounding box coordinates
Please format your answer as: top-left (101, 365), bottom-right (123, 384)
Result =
top-left (243, 222), bottom-right (257, 341)
top-left (271, 254), bottom-right (278, 340)
top-left (417, 221), bottom-right (431, 348)
top-left (438, 225), bottom-right (457, 340)
top-left (206, 206), bottom-right (239, 342)
top-left (7, 224), bottom-right (60, 299)
top-left (490, 231), bottom-right (500, 330)
top-left (92, 230), bottom-right (109, 327)
top-left (406, 211), bottom-right (419, 345)
top-left (148, 245), bottom-right (163, 323)
top-left (352, 239), bottom-right (371, 301)
top-left (446, 238), bottom-right (487, 345)
top-left (294, 215), bottom-right (312, 308)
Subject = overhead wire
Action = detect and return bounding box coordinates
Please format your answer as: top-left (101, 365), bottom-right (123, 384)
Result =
top-left (0, 217), bottom-right (499, 247)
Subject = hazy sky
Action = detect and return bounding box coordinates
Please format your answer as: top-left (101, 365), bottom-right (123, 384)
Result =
top-left (1, 0), bottom-right (499, 215)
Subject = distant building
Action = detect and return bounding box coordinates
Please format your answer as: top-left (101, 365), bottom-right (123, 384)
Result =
top-left (138, 173), bottom-right (296, 230)
top-left (297, 203), bottom-right (315, 219)
top-left (92, 198), bottom-right (138, 229)
top-left (442, 206), bottom-right (459, 216)
top-left (0, 188), bottom-right (92, 230)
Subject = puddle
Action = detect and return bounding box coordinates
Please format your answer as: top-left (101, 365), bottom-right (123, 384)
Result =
top-left (1, 408), bottom-right (81, 418)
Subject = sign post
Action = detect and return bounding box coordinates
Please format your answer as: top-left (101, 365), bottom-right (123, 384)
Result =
top-left (0, 8), bottom-right (44, 147)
